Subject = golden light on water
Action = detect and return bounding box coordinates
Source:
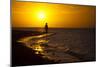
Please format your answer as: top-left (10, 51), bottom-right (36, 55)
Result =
top-left (33, 45), bottom-right (44, 54)
top-left (34, 45), bottom-right (43, 51)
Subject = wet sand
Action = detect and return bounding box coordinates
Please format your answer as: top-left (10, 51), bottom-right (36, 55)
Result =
top-left (12, 30), bottom-right (56, 66)
top-left (12, 28), bottom-right (96, 66)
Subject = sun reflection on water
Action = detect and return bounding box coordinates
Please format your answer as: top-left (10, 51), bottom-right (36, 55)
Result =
top-left (33, 44), bottom-right (44, 54)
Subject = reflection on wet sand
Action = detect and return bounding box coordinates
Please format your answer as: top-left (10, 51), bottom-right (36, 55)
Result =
top-left (33, 44), bottom-right (44, 54)
top-left (17, 29), bottom-right (95, 63)
top-left (18, 36), bottom-right (79, 63)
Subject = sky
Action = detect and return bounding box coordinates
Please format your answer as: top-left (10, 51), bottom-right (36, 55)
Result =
top-left (12, 0), bottom-right (96, 28)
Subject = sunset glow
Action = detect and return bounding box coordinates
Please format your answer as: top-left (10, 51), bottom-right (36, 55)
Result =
top-left (37, 11), bottom-right (45, 20)
top-left (12, 0), bottom-right (96, 28)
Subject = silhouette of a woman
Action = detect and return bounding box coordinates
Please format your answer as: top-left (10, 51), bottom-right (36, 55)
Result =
top-left (45, 23), bottom-right (48, 33)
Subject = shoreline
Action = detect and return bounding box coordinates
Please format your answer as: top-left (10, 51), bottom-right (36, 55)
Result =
top-left (12, 30), bottom-right (56, 66)
top-left (12, 28), bottom-right (96, 66)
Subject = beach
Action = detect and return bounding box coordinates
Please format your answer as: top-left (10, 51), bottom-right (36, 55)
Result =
top-left (12, 28), bottom-right (96, 66)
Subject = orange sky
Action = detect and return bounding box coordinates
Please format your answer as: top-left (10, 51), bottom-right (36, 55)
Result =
top-left (12, 0), bottom-right (96, 28)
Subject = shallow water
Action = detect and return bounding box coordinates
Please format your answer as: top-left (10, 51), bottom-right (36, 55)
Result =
top-left (18, 28), bottom-right (95, 63)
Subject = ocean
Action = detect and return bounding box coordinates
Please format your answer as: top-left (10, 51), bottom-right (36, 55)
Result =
top-left (12, 28), bottom-right (96, 64)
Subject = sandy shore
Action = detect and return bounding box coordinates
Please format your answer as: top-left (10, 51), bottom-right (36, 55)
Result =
top-left (12, 28), bottom-right (96, 66)
top-left (12, 30), bottom-right (56, 66)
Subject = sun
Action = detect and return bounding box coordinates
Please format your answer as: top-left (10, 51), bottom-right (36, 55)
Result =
top-left (35, 11), bottom-right (47, 27)
top-left (37, 11), bottom-right (45, 20)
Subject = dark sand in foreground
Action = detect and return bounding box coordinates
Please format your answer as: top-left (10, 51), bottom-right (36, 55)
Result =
top-left (12, 28), bottom-right (96, 66)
